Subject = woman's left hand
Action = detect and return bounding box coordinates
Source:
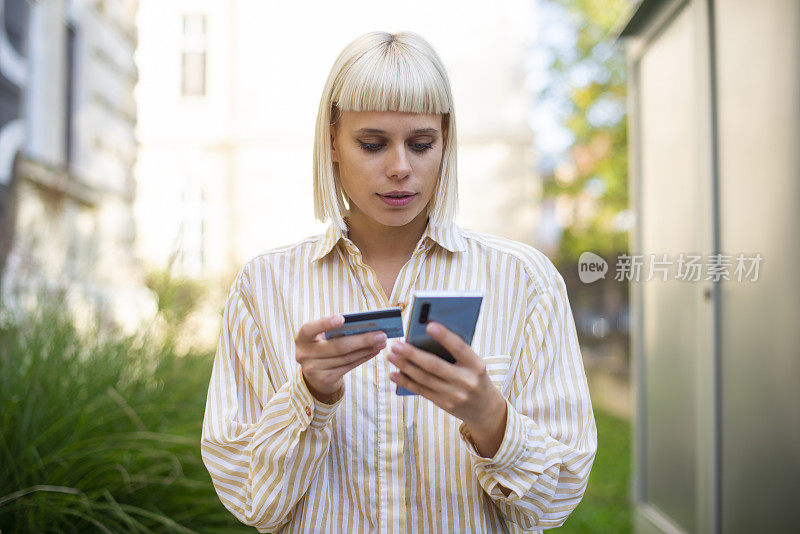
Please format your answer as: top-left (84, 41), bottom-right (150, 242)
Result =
top-left (387, 321), bottom-right (506, 431)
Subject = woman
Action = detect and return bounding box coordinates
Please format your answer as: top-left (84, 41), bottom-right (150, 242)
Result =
top-left (201, 31), bottom-right (597, 533)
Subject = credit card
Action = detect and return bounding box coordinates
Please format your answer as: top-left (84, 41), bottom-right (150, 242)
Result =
top-left (323, 307), bottom-right (404, 340)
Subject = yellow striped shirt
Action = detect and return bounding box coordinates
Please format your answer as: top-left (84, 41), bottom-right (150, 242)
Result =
top-left (201, 216), bottom-right (597, 533)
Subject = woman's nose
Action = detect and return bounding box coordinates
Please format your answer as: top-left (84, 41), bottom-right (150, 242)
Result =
top-left (387, 145), bottom-right (411, 178)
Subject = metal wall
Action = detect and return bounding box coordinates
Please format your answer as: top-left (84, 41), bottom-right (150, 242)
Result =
top-left (714, 1), bottom-right (800, 532)
top-left (621, 0), bottom-right (800, 532)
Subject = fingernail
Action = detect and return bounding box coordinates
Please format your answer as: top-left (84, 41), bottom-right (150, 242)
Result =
top-left (374, 332), bottom-right (387, 343)
top-left (427, 323), bottom-right (439, 334)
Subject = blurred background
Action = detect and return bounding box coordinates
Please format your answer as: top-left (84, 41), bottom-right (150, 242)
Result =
top-left (1, 0), bottom-right (797, 532)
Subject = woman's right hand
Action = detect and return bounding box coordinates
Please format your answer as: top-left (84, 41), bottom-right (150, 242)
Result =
top-left (294, 314), bottom-right (387, 403)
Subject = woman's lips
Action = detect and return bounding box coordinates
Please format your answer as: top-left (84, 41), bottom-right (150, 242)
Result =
top-left (378, 193), bottom-right (416, 207)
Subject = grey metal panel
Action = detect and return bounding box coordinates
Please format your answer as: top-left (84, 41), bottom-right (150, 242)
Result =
top-left (714, 1), bottom-right (800, 532)
top-left (637, 3), bottom-right (711, 531)
top-left (635, 502), bottom-right (691, 534)
top-left (691, 2), bottom-right (720, 532)
top-left (620, 0), bottom-right (682, 39)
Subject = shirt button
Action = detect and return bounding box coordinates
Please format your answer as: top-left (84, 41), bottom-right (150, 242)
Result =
top-left (304, 406), bottom-right (311, 417)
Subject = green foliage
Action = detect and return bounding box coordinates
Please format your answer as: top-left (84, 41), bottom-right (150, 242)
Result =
top-left (0, 296), bottom-right (251, 533)
top-left (556, 409), bottom-right (632, 532)
top-left (541, 0), bottom-right (632, 267)
top-left (145, 268), bottom-right (207, 330)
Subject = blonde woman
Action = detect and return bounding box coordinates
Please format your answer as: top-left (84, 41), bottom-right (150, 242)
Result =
top-left (201, 31), bottom-right (597, 533)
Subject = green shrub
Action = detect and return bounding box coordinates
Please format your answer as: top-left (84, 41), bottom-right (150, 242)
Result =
top-left (556, 409), bottom-right (632, 532)
top-left (144, 268), bottom-right (208, 330)
top-left (0, 296), bottom-right (250, 533)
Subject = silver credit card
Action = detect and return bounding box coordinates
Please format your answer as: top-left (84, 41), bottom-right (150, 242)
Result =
top-left (323, 307), bottom-right (404, 340)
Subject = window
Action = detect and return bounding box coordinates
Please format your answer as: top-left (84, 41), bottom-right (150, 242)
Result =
top-left (65, 22), bottom-right (76, 167)
top-left (181, 14), bottom-right (206, 97)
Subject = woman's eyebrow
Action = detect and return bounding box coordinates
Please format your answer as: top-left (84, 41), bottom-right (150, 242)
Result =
top-left (354, 127), bottom-right (439, 135)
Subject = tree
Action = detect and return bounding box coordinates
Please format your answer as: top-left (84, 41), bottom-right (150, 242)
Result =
top-left (537, 0), bottom-right (631, 268)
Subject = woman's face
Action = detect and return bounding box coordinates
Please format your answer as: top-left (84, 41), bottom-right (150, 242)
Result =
top-left (331, 110), bottom-right (445, 229)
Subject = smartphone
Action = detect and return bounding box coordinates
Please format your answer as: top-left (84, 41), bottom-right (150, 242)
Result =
top-left (395, 290), bottom-right (484, 396)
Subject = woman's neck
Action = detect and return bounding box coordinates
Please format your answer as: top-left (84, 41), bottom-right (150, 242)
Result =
top-left (345, 210), bottom-right (429, 265)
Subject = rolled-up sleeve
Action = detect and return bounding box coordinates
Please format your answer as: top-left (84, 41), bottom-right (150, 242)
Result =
top-left (457, 267), bottom-right (598, 530)
top-left (201, 270), bottom-right (343, 533)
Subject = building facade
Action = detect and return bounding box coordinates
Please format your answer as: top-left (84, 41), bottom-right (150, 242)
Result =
top-left (0, 0), bottom-right (156, 334)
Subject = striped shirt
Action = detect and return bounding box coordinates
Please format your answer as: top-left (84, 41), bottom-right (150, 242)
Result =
top-left (201, 216), bottom-right (597, 533)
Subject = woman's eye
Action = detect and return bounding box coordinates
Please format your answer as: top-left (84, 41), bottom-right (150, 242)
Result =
top-left (358, 141), bottom-right (434, 153)
top-left (411, 143), bottom-right (433, 152)
top-left (359, 142), bottom-right (384, 152)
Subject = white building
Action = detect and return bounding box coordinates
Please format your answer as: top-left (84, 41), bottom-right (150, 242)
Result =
top-left (0, 0), bottom-right (156, 335)
top-left (134, 0), bottom-right (541, 285)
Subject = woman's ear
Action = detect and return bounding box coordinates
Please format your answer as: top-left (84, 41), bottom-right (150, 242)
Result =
top-left (330, 130), bottom-right (339, 163)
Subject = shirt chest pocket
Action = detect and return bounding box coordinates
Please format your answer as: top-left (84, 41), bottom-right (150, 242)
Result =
top-left (482, 354), bottom-right (513, 393)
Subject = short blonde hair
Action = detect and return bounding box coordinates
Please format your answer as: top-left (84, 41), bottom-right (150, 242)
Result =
top-left (313, 31), bottom-right (459, 232)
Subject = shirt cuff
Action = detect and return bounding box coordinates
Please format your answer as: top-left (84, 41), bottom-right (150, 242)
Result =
top-left (458, 396), bottom-right (530, 499)
top-left (289, 365), bottom-right (344, 431)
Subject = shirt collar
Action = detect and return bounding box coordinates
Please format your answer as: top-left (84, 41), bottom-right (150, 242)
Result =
top-left (310, 215), bottom-right (467, 264)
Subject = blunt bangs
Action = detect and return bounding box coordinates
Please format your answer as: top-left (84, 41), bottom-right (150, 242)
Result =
top-left (331, 40), bottom-right (451, 117)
